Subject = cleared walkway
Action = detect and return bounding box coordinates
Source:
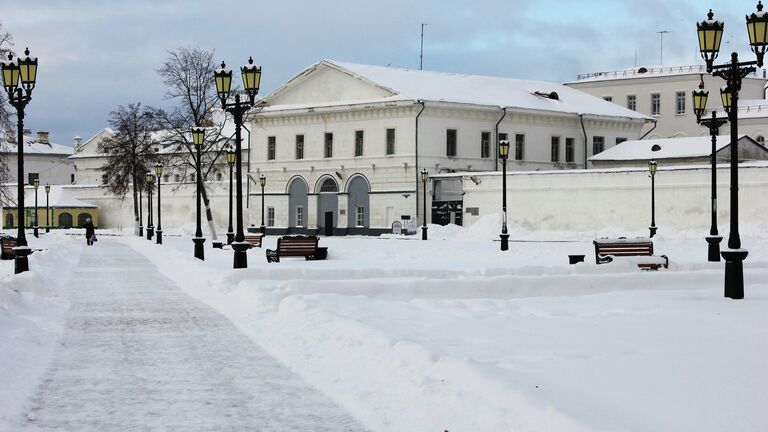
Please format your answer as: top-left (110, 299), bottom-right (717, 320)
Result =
top-left (17, 241), bottom-right (365, 431)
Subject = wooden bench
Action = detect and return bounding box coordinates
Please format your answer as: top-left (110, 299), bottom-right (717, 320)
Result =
top-left (243, 234), bottom-right (263, 248)
top-left (266, 235), bottom-right (328, 263)
top-left (1, 236), bottom-right (16, 260)
top-left (594, 238), bottom-right (668, 270)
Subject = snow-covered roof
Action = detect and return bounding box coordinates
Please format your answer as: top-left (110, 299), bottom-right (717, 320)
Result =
top-left (589, 135), bottom-right (748, 161)
top-left (264, 60), bottom-right (652, 121)
top-left (6, 186), bottom-right (97, 208)
top-left (569, 64), bottom-right (766, 83)
top-left (1, 134), bottom-right (73, 156)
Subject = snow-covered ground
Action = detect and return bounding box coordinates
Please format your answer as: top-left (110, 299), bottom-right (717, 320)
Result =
top-left (2, 216), bottom-right (768, 431)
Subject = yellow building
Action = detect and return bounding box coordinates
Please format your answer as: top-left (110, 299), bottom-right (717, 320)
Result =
top-left (3, 186), bottom-right (98, 229)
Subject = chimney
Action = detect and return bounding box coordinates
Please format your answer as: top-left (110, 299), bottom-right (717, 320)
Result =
top-left (74, 136), bottom-right (82, 147)
top-left (36, 131), bottom-right (49, 144)
top-left (23, 128), bottom-right (32, 136)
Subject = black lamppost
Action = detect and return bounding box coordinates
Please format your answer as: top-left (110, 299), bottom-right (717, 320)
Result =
top-left (648, 160), bottom-right (658, 238)
top-left (259, 174), bottom-right (266, 235)
top-left (192, 127), bottom-right (206, 260)
top-left (155, 163), bottom-right (163, 245)
top-left (138, 177), bottom-right (143, 237)
top-left (421, 169), bottom-right (428, 240)
top-left (696, 4), bottom-right (768, 299)
top-left (226, 147), bottom-right (236, 244)
top-left (214, 57), bottom-right (262, 269)
top-left (1, 48), bottom-right (38, 274)
top-left (44, 183), bottom-right (50, 233)
top-left (145, 172), bottom-right (154, 240)
top-left (498, 139), bottom-right (510, 251)
top-left (693, 84), bottom-right (727, 262)
top-left (32, 178), bottom-right (39, 238)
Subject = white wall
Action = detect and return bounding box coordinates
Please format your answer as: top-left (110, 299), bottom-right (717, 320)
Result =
top-left (6, 154), bottom-right (74, 185)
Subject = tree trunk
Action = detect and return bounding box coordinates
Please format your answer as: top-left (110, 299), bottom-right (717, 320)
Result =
top-left (132, 170), bottom-right (139, 234)
top-left (199, 182), bottom-right (219, 243)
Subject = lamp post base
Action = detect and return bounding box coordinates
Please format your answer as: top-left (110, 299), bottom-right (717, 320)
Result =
top-left (261, 225), bottom-right (266, 236)
top-left (13, 246), bottom-right (31, 274)
top-left (226, 232), bottom-right (234, 244)
top-left (33, 226), bottom-right (39, 238)
top-left (147, 226), bottom-right (154, 240)
top-left (649, 225), bottom-right (658, 238)
top-left (232, 241), bottom-right (249, 269)
top-left (421, 226), bottom-right (428, 240)
top-left (45, 227), bottom-right (50, 233)
top-left (212, 241), bottom-right (224, 249)
top-left (139, 225), bottom-right (143, 237)
top-left (706, 235), bottom-right (723, 262)
top-left (722, 249), bottom-right (748, 299)
top-left (500, 233), bottom-right (509, 251)
top-left (193, 237), bottom-right (205, 261)
top-left (156, 229), bottom-right (163, 245)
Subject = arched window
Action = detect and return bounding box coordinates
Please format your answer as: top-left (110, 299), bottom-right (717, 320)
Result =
top-left (757, 135), bottom-right (765, 146)
top-left (78, 213), bottom-right (93, 227)
top-left (58, 212), bottom-right (73, 228)
top-left (319, 178), bottom-right (338, 192)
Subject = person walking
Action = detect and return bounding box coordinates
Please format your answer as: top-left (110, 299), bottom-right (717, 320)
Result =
top-left (84, 218), bottom-right (96, 246)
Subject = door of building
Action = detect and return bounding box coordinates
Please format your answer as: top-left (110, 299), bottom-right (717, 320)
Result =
top-left (324, 212), bottom-right (333, 236)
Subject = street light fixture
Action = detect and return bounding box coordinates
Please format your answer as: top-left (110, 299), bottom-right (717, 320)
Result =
top-left (214, 57), bottom-right (262, 269)
top-left (1, 48), bottom-right (38, 274)
top-left (192, 127), bottom-right (206, 260)
top-left (498, 139), bottom-right (510, 251)
top-left (693, 80), bottom-right (727, 262)
top-left (226, 146), bottom-right (236, 244)
top-left (154, 163), bottom-right (164, 244)
top-left (420, 169), bottom-right (428, 240)
top-left (44, 183), bottom-right (50, 233)
top-left (648, 160), bottom-right (658, 238)
top-left (145, 171), bottom-right (154, 240)
top-left (695, 4), bottom-right (768, 299)
top-left (259, 174), bottom-right (267, 235)
top-left (32, 178), bottom-right (39, 238)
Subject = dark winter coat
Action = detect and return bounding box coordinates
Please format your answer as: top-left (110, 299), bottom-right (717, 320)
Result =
top-left (84, 221), bottom-right (95, 238)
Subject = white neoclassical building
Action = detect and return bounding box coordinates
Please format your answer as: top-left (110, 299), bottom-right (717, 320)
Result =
top-left (566, 64), bottom-right (768, 139)
top-left (249, 60), bottom-right (652, 235)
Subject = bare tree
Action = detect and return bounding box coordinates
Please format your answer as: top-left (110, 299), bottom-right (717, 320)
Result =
top-left (97, 103), bottom-right (160, 234)
top-left (0, 22), bottom-right (14, 206)
top-left (153, 46), bottom-right (236, 244)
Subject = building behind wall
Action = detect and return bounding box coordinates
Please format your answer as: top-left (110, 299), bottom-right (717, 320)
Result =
top-left (1, 129), bottom-right (75, 187)
top-left (250, 60), bottom-right (652, 235)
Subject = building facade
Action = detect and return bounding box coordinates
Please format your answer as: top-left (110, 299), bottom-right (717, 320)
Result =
top-left (1, 130), bottom-right (75, 187)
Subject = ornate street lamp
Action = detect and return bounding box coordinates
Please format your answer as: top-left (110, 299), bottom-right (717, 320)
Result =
top-left (32, 178), bottom-right (39, 238)
top-left (420, 169), bottom-right (428, 240)
top-left (259, 174), bottom-right (266, 235)
top-left (1, 48), bottom-right (38, 273)
top-left (44, 183), bottom-right (50, 233)
top-left (154, 163), bottom-right (164, 245)
top-left (226, 147), bottom-right (236, 244)
top-left (215, 57), bottom-right (262, 269)
top-left (145, 171), bottom-right (154, 240)
top-left (192, 127), bottom-right (206, 260)
top-left (648, 160), bottom-right (658, 238)
top-left (498, 139), bottom-right (510, 251)
top-left (693, 81), bottom-right (727, 262)
top-left (695, 4), bottom-right (768, 299)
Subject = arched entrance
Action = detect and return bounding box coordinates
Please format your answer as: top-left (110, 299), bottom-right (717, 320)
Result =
top-left (78, 212), bottom-right (93, 227)
top-left (288, 176), bottom-right (308, 232)
top-left (58, 212), bottom-right (73, 228)
top-left (316, 177), bottom-right (338, 236)
top-left (346, 175), bottom-right (370, 233)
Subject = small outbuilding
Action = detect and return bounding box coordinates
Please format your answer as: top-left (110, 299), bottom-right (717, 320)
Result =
top-left (2, 186), bottom-right (98, 229)
top-left (589, 135), bottom-right (768, 168)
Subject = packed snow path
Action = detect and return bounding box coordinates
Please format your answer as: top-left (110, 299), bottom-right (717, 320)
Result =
top-left (17, 241), bottom-right (366, 431)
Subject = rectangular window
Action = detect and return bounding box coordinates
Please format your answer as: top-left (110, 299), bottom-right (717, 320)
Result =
top-left (616, 137), bottom-right (627, 145)
top-left (296, 206), bottom-right (304, 227)
top-left (174, 174), bottom-right (180, 182)
top-left (627, 95), bottom-right (637, 111)
top-left (676, 91), bottom-right (686, 115)
top-left (71, 173), bottom-right (75, 184)
top-left (355, 130), bottom-right (364, 157)
top-left (515, 134), bottom-right (525, 161)
top-left (386, 128), bottom-right (395, 155)
top-left (190, 173), bottom-right (195, 182)
top-left (446, 129), bottom-right (457, 157)
top-left (481, 132), bottom-right (490, 158)
top-left (592, 136), bottom-right (605, 155)
top-left (324, 132), bottom-right (333, 158)
top-left (28, 173), bottom-right (39, 185)
top-left (295, 134), bottom-right (304, 160)
top-left (267, 136), bottom-right (276, 160)
top-left (550, 136), bottom-right (560, 162)
top-left (163, 174), bottom-right (169, 182)
top-left (603, 96), bottom-right (613, 102)
top-left (356, 206), bottom-right (365, 227)
top-left (267, 207), bottom-right (275, 227)
top-left (651, 93), bottom-right (661, 115)
top-left (565, 137), bottom-right (575, 163)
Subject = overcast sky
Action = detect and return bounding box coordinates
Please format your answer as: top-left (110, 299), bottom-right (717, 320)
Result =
top-left (0, 0), bottom-right (761, 145)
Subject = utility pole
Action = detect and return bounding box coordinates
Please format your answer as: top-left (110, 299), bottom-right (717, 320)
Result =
top-left (420, 23), bottom-right (426, 70)
top-left (657, 30), bottom-right (671, 65)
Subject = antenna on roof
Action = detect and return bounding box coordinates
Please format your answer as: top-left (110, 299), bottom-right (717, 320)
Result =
top-left (420, 23), bottom-right (427, 70)
top-left (657, 30), bottom-right (671, 65)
